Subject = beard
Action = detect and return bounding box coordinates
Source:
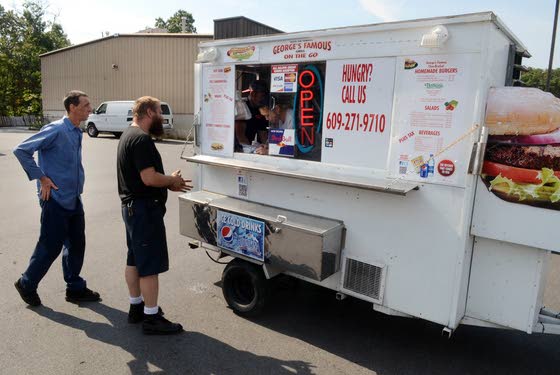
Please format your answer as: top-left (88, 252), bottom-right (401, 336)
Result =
top-left (149, 115), bottom-right (164, 137)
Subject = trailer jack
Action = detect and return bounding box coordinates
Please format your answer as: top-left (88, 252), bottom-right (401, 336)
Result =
top-left (441, 327), bottom-right (454, 339)
top-left (336, 292), bottom-right (347, 301)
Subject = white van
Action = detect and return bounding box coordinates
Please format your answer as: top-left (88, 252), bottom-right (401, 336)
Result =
top-left (86, 100), bottom-right (173, 138)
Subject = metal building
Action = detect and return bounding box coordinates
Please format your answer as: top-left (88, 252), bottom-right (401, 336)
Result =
top-left (213, 16), bottom-right (282, 39)
top-left (40, 33), bottom-right (212, 138)
top-left (39, 17), bottom-right (282, 138)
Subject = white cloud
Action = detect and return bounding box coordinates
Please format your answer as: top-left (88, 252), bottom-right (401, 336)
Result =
top-left (358, 0), bottom-right (405, 22)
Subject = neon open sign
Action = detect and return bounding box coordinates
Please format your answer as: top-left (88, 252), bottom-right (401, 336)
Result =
top-left (294, 64), bottom-right (323, 154)
top-left (299, 69), bottom-right (316, 145)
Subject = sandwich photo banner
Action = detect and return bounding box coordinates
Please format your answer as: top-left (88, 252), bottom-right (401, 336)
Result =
top-left (482, 87), bottom-right (560, 211)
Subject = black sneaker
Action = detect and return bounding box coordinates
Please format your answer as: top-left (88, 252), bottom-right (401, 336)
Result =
top-left (129, 302), bottom-right (165, 324)
top-left (14, 278), bottom-right (41, 307)
top-left (128, 302), bottom-right (145, 324)
top-left (142, 312), bottom-right (183, 335)
top-left (65, 287), bottom-right (101, 303)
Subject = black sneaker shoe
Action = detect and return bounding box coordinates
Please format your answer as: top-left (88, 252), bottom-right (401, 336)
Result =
top-left (129, 303), bottom-right (165, 324)
top-left (14, 278), bottom-right (41, 307)
top-left (142, 312), bottom-right (183, 335)
top-left (65, 287), bottom-right (101, 303)
top-left (128, 302), bottom-right (145, 324)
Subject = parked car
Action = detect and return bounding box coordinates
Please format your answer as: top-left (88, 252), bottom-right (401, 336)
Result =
top-left (86, 100), bottom-right (173, 138)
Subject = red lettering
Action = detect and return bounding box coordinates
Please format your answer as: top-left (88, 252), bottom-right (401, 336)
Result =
top-left (301, 125), bottom-right (314, 145)
top-left (301, 107), bottom-right (314, 124)
top-left (299, 70), bottom-right (315, 88)
top-left (298, 70), bottom-right (317, 146)
top-left (300, 90), bottom-right (313, 103)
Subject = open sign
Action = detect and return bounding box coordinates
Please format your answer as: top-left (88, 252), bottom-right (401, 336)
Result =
top-left (299, 70), bottom-right (316, 145)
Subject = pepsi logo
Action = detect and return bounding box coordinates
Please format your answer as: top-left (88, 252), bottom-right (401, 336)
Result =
top-left (221, 226), bottom-right (234, 242)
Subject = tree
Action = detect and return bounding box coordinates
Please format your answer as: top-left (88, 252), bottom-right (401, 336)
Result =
top-left (521, 67), bottom-right (560, 98)
top-left (155, 10), bottom-right (196, 33)
top-left (0, 1), bottom-right (70, 117)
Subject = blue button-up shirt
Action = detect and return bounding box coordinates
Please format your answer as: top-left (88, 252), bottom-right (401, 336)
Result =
top-left (13, 117), bottom-right (84, 210)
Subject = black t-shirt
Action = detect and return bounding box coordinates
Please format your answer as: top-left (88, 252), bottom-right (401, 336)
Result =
top-left (245, 100), bottom-right (268, 143)
top-left (117, 126), bottom-right (167, 205)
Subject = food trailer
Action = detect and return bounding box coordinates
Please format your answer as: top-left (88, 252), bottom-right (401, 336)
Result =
top-left (179, 12), bottom-right (560, 336)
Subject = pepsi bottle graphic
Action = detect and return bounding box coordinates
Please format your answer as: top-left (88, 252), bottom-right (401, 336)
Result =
top-left (427, 154), bottom-right (435, 177)
top-left (420, 163), bottom-right (429, 178)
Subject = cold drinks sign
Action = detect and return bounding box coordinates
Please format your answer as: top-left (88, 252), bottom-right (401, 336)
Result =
top-left (322, 58), bottom-right (396, 168)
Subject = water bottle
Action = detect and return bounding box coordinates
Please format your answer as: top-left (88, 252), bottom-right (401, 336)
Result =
top-left (428, 154), bottom-right (435, 177)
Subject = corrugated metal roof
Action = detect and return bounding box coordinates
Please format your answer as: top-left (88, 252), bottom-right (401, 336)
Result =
top-left (214, 16), bottom-right (283, 34)
top-left (40, 35), bottom-right (208, 114)
top-left (40, 33), bottom-right (213, 57)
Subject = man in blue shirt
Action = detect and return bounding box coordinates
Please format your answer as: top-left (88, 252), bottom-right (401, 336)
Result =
top-left (13, 90), bottom-right (100, 306)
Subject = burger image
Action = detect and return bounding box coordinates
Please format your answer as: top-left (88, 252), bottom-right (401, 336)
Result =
top-left (211, 142), bottom-right (224, 151)
top-left (404, 58), bottom-right (418, 70)
top-left (482, 87), bottom-right (560, 209)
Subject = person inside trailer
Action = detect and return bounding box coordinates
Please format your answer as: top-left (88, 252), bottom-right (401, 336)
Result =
top-left (235, 80), bottom-right (269, 148)
top-left (253, 103), bottom-right (295, 155)
top-left (259, 103), bottom-right (295, 130)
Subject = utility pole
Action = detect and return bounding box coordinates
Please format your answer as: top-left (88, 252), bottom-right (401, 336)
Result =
top-left (546, 0), bottom-right (560, 92)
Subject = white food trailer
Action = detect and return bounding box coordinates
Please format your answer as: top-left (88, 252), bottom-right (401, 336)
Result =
top-left (179, 12), bottom-right (560, 336)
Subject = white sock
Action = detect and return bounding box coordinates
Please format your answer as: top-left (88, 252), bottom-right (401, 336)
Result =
top-left (129, 296), bottom-right (143, 305)
top-left (144, 305), bottom-right (159, 315)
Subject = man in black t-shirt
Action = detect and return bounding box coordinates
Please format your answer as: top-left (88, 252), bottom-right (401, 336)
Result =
top-left (117, 96), bottom-right (192, 335)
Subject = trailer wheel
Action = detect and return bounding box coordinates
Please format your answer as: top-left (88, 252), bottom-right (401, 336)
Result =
top-left (222, 258), bottom-right (267, 317)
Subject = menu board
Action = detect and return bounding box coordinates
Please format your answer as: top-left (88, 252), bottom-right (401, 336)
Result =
top-left (321, 57), bottom-right (396, 169)
top-left (389, 54), bottom-right (477, 186)
top-left (201, 65), bottom-right (235, 157)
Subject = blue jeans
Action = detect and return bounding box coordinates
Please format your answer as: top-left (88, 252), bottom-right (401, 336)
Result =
top-left (20, 198), bottom-right (87, 292)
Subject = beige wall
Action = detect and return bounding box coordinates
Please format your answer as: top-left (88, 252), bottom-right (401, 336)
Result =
top-left (41, 35), bottom-right (212, 119)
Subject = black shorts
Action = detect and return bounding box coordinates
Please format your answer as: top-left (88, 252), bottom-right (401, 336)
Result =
top-left (121, 198), bottom-right (169, 277)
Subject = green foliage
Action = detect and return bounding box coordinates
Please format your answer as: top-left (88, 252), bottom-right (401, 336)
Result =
top-left (155, 10), bottom-right (196, 33)
top-left (521, 67), bottom-right (560, 98)
top-left (0, 1), bottom-right (70, 116)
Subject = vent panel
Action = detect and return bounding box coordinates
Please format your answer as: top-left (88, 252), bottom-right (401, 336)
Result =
top-left (343, 258), bottom-right (385, 302)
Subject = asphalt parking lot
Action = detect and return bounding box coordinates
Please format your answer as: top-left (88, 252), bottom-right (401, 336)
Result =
top-left (1, 129), bottom-right (560, 375)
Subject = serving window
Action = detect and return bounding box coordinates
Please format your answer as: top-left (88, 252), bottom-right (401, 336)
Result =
top-left (199, 57), bottom-right (396, 174)
top-left (194, 58), bottom-right (420, 194)
top-left (234, 62), bottom-right (326, 162)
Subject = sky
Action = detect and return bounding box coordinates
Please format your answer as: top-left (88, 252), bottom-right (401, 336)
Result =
top-left (2, 0), bottom-right (558, 68)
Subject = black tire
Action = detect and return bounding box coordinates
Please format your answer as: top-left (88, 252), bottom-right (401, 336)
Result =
top-left (222, 258), bottom-right (267, 317)
top-left (113, 132), bottom-right (122, 139)
top-left (87, 123), bottom-right (98, 138)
